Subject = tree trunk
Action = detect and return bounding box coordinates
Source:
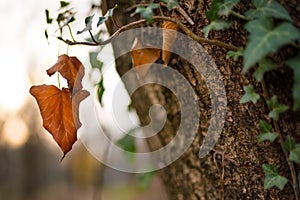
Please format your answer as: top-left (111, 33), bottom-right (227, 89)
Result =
top-left (102, 0), bottom-right (299, 199)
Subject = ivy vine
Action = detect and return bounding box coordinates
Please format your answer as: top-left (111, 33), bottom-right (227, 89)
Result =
top-left (205, 0), bottom-right (300, 197)
top-left (43, 0), bottom-right (300, 197)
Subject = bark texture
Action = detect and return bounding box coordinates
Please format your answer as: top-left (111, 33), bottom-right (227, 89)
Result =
top-left (102, 0), bottom-right (300, 199)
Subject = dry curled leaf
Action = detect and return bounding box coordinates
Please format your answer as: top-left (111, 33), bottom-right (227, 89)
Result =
top-left (30, 85), bottom-right (89, 158)
top-left (131, 37), bottom-right (161, 79)
top-left (162, 21), bottom-right (178, 66)
top-left (30, 55), bottom-right (89, 160)
top-left (47, 54), bottom-right (84, 94)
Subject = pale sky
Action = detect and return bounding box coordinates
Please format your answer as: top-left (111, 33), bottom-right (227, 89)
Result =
top-left (0, 0), bottom-right (137, 148)
top-left (0, 0), bottom-right (96, 113)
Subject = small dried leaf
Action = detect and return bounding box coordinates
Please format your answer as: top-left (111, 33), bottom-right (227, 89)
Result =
top-left (47, 54), bottom-right (85, 94)
top-left (30, 85), bottom-right (89, 158)
top-left (131, 37), bottom-right (161, 79)
top-left (162, 21), bottom-right (178, 66)
top-left (30, 55), bottom-right (89, 160)
top-left (72, 89), bottom-right (90, 128)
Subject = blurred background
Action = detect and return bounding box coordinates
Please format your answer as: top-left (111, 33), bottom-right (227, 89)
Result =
top-left (0, 0), bottom-right (168, 199)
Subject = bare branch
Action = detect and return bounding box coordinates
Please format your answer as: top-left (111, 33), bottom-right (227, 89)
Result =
top-left (261, 80), bottom-right (300, 200)
top-left (125, 3), bottom-right (195, 25)
top-left (58, 16), bottom-right (238, 51)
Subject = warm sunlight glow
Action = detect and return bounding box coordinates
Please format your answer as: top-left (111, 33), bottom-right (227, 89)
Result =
top-left (0, 53), bottom-right (29, 112)
top-left (3, 116), bottom-right (29, 148)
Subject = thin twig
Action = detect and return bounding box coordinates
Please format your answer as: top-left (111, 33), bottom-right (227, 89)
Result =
top-left (230, 11), bottom-right (246, 20)
top-left (212, 149), bottom-right (226, 200)
top-left (57, 37), bottom-right (99, 46)
top-left (67, 25), bottom-right (75, 42)
top-left (125, 3), bottom-right (195, 25)
top-left (58, 16), bottom-right (238, 51)
top-left (158, 2), bottom-right (165, 17)
top-left (261, 79), bottom-right (300, 200)
top-left (173, 5), bottom-right (195, 25)
top-left (111, 16), bottom-right (121, 29)
top-left (89, 30), bottom-right (98, 44)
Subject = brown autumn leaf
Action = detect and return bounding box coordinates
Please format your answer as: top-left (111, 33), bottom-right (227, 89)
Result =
top-left (30, 55), bottom-right (89, 160)
top-left (30, 85), bottom-right (89, 158)
top-left (162, 21), bottom-right (178, 66)
top-left (47, 54), bottom-right (85, 94)
top-left (131, 37), bottom-right (161, 79)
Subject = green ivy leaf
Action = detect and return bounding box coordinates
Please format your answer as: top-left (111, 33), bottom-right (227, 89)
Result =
top-left (117, 129), bottom-right (136, 162)
top-left (45, 9), bottom-right (53, 24)
top-left (56, 13), bottom-right (64, 23)
top-left (131, 3), bottom-right (159, 23)
top-left (89, 52), bottom-right (103, 70)
top-left (283, 135), bottom-right (296, 152)
top-left (240, 84), bottom-right (260, 104)
top-left (60, 1), bottom-right (70, 8)
top-left (268, 105), bottom-right (289, 121)
top-left (253, 58), bottom-right (278, 82)
top-left (218, 0), bottom-right (240, 16)
top-left (97, 75), bottom-right (105, 106)
top-left (45, 29), bottom-right (49, 41)
top-left (206, 0), bottom-right (222, 21)
top-left (58, 14), bottom-right (75, 30)
top-left (138, 171), bottom-right (155, 190)
top-left (243, 18), bottom-right (300, 72)
top-left (285, 54), bottom-right (300, 110)
top-left (252, 0), bottom-right (266, 8)
top-left (267, 95), bottom-right (289, 121)
top-left (289, 144), bottom-right (300, 164)
top-left (117, 130), bottom-right (136, 153)
top-left (202, 19), bottom-right (232, 38)
top-left (263, 164), bottom-right (288, 190)
top-left (162, 0), bottom-right (178, 10)
top-left (283, 136), bottom-right (300, 163)
top-left (258, 132), bottom-right (277, 144)
top-left (97, 4), bottom-right (118, 27)
top-left (127, 102), bottom-right (133, 112)
top-left (258, 120), bottom-right (277, 143)
top-left (259, 120), bottom-right (272, 133)
top-left (226, 47), bottom-right (244, 61)
top-left (245, 0), bottom-right (292, 22)
top-left (77, 14), bottom-right (94, 34)
top-left (56, 9), bottom-right (75, 28)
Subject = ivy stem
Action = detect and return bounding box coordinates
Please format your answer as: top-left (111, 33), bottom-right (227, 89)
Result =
top-left (261, 79), bottom-right (300, 200)
top-left (67, 25), bottom-right (75, 42)
top-left (88, 30), bottom-right (98, 44)
top-left (58, 16), bottom-right (238, 51)
top-left (125, 3), bottom-right (194, 25)
top-left (158, 2), bottom-right (164, 17)
top-left (57, 73), bottom-right (61, 89)
top-left (111, 16), bottom-right (121, 29)
top-left (230, 11), bottom-right (246, 20)
top-left (66, 44), bottom-right (69, 55)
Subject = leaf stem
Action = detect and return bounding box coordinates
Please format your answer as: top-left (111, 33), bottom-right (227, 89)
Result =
top-left (230, 11), bottom-right (246, 20)
top-left (58, 16), bottom-right (238, 51)
top-left (124, 3), bottom-right (195, 25)
top-left (111, 16), bottom-right (121, 29)
top-left (57, 73), bottom-right (61, 89)
top-left (67, 24), bottom-right (75, 42)
top-left (261, 79), bottom-right (300, 200)
top-left (88, 30), bottom-right (98, 44)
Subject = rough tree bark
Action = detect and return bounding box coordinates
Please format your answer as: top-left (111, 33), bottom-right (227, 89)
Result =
top-left (102, 0), bottom-right (300, 199)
